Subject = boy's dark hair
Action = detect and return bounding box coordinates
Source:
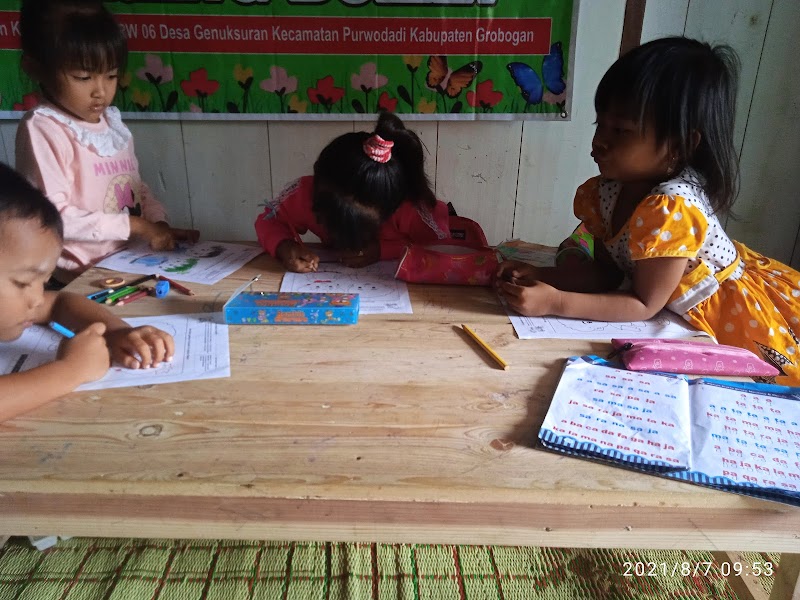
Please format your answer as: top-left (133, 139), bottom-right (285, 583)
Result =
top-left (595, 36), bottom-right (740, 214)
top-left (312, 111), bottom-right (437, 250)
top-left (0, 163), bottom-right (63, 238)
top-left (20, 0), bottom-right (128, 82)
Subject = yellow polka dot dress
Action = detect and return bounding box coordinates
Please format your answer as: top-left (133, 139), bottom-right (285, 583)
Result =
top-left (574, 169), bottom-right (800, 385)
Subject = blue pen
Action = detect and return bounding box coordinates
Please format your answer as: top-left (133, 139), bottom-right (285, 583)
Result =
top-left (48, 321), bottom-right (75, 339)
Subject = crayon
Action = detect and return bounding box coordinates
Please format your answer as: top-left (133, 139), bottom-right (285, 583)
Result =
top-left (461, 324), bottom-right (509, 370)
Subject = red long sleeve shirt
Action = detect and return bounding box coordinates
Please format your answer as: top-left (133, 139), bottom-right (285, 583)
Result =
top-left (254, 176), bottom-right (450, 259)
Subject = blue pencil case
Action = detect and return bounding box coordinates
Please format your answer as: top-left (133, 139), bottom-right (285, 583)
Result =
top-left (223, 276), bottom-right (359, 325)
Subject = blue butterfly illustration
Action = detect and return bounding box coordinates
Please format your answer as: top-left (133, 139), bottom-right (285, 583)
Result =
top-left (506, 62), bottom-right (543, 105)
top-left (542, 41), bottom-right (566, 95)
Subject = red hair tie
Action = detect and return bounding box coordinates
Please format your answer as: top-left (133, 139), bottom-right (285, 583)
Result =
top-left (363, 134), bottom-right (394, 163)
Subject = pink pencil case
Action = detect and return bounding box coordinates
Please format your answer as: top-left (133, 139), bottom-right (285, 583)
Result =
top-left (394, 241), bottom-right (499, 286)
top-left (609, 338), bottom-right (779, 377)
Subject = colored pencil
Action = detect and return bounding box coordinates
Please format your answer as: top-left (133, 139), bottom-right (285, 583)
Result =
top-left (110, 287), bottom-right (146, 305)
top-left (461, 324), bottom-right (509, 370)
top-left (48, 321), bottom-right (75, 339)
top-left (157, 275), bottom-right (194, 296)
top-left (115, 290), bottom-right (149, 306)
top-left (103, 285), bottom-right (140, 304)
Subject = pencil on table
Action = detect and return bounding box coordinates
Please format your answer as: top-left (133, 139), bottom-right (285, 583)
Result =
top-left (461, 324), bottom-right (509, 370)
top-left (115, 290), bottom-right (149, 306)
top-left (157, 276), bottom-right (194, 296)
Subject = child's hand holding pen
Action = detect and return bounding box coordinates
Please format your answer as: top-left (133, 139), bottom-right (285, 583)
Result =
top-left (495, 260), bottom-right (540, 286)
top-left (54, 322), bottom-right (111, 384)
top-left (276, 239), bottom-right (320, 273)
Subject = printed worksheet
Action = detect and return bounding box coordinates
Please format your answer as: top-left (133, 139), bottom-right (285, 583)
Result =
top-left (507, 309), bottom-right (710, 341)
top-left (95, 241), bottom-right (263, 285)
top-left (280, 261), bottom-right (412, 314)
top-left (0, 314), bottom-right (230, 391)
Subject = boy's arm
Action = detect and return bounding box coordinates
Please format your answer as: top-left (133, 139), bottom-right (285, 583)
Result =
top-left (46, 291), bottom-right (131, 334)
top-left (0, 358), bottom-right (95, 423)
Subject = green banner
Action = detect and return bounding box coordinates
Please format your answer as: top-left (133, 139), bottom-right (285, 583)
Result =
top-left (0, 0), bottom-right (577, 120)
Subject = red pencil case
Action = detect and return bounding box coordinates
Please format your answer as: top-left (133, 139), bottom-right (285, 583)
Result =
top-left (394, 241), bottom-right (499, 286)
top-left (610, 338), bottom-right (779, 377)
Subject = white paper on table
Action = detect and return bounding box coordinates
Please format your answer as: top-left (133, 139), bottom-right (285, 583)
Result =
top-left (280, 260), bottom-right (412, 315)
top-left (688, 380), bottom-right (800, 494)
top-left (95, 241), bottom-right (263, 285)
top-left (0, 313), bottom-right (230, 391)
top-left (507, 308), bottom-right (711, 341)
top-left (541, 358), bottom-right (693, 469)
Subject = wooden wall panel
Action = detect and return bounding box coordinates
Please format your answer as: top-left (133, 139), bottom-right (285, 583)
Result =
top-left (127, 122), bottom-right (193, 230)
top-left (683, 0), bottom-right (772, 155)
top-left (725, 0), bottom-right (800, 265)
top-left (182, 122), bottom-right (271, 242)
top-left (0, 122), bottom-right (15, 165)
top-left (268, 121), bottom-right (354, 196)
top-left (514, 0), bottom-right (626, 247)
top-left (435, 121), bottom-right (521, 246)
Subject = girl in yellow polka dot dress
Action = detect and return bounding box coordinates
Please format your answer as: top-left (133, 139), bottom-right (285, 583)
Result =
top-left (497, 37), bottom-right (800, 385)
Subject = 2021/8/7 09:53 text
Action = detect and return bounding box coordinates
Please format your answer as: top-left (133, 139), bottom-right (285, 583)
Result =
top-left (622, 561), bottom-right (774, 577)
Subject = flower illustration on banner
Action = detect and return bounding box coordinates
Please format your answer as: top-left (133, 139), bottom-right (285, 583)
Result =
top-left (260, 66), bottom-right (298, 113)
top-left (136, 54), bottom-right (176, 112)
top-left (13, 92), bottom-right (39, 111)
top-left (288, 95), bottom-right (307, 114)
top-left (377, 91), bottom-right (397, 113)
top-left (467, 80), bottom-right (503, 112)
top-left (417, 97), bottom-right (436, 114)
top-left (137, 54), bottom-right (173, 84)
top-left (131, 88), bottom-right (151, 111)
top-left (403, 56), bottom-right (423, 72)
top-left (117, 71), bottom-right (133, 111)
top-left (351, 63), bottom-right (387, 113)
top-left (398, 56), bottom-right (424, 110)
top-left (230, 64), bottom-right (254, 113)
top-left (307, 76), bottom-right (344, 113)
top-left (181, 68), bottom-right (220, 112)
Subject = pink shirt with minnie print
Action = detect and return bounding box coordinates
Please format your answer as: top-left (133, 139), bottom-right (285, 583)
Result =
top-left (15, 102), bottom-right (167, 276)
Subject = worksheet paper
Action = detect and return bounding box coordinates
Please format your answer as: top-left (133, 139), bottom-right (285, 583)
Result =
top-left (0, 314), bottom-right (230, 391)
top-left (95, 241), bottom-right (263, 285)
top-left (280, 261), bottom-right (412, 315)
top-left (507, 309), bottom-right (709, 341)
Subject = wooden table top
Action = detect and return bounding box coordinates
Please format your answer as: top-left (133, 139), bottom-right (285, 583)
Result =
top-left (1, 252), bottom-right (798, 551)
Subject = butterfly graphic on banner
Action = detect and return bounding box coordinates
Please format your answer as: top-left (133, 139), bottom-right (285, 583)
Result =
top-left (507, 42), bottom-right (567, 112)
top-left (425, 56), bottom-right (482, 112)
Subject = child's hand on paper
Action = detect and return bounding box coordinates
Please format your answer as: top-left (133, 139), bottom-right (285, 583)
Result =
top-left (496, 260), bottom-right (540, 286)
top-left (497, 279), bottom-right (560, 317)
top-left (276, 239), bottom-right (320, 273)
top-left (131, 218), bottom-right (176, 251)
top-left (56, 322), bottom-right (111, 384)
top-left (105, 326), bottom-right (175, 369)
top-left (170, 227), bottom-right (201, 245)
top-left (339, 241), bottom-right (380, 268)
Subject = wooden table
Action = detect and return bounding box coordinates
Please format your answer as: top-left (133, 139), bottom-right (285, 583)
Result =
top-left (0, 253), bottom-right (797, 599)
